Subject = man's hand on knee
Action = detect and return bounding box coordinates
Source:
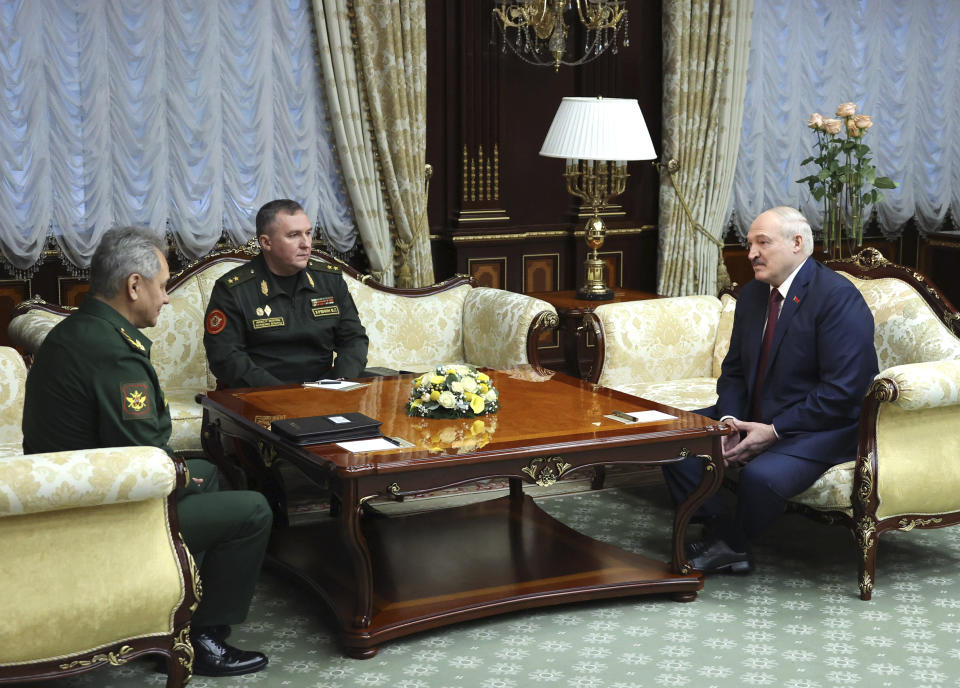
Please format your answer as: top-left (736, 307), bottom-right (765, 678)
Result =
top-left (722, 419), bottom-right (777, 466)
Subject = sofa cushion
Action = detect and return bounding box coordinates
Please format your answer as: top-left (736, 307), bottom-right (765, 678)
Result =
top-left (790, 461), bottom-right (855, 515)
top-left (841, 273), bottom-right (960, 369)
top-left (0, 348), bottom-right (25, 452)
top-left (344, 279), bottom-right (472, 371)
top-left (595, 295), bottom-right (723, 389)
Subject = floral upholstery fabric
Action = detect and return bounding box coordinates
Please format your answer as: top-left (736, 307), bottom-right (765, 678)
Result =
top-left (595, 295), bottom-right (722, 389)
top-left (840, 273), bottom-right (960, 369)
top-left (712, 293), bottom-right (737, 377)
top-left (345, 279), bottom-right (471, 370)
top-left (0, 347), bottom-right (25, 452)
top-left (462, 288), bottom-right (555, 369)
top-left (879, 360), bottom-right (960, 411)
top-left (7, 307), bottom-right (64, 354)
top-left (790, 461), bottom-right (855, 515)
top-left (0, 446), bottom-right (176, 517)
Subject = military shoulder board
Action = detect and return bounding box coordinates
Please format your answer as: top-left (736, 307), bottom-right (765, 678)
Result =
top-left (223, 265), bottom-right (257, 288)
top-left (119, 327), bottom-right (146, 353)
top-left (308, 258), bottom-right (342, 275)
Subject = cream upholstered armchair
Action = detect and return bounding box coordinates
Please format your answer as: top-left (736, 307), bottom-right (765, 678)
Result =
top-left (10, 246), bottom-right (557, 456)
top-left (586, 249), bottom-right (960, 599)
top-left (0, 346), bottom-right (200, 687)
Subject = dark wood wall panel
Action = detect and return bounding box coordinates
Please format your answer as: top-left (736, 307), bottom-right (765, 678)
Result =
top-left (426, 0), bottom-right (663, 296)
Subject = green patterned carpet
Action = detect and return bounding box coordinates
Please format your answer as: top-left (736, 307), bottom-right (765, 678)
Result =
top-left (17, 484), bottom-right (960, 688)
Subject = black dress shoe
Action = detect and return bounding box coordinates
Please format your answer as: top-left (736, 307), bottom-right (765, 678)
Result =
top-left (686, 538), bottom-right (752, 574)
top-left (191, 627), bottom-right (268, 677)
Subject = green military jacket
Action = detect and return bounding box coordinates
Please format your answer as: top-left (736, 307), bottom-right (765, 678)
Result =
top-left (22, 297), bottom-right (173, 455)
top-left (202, 253), bottom-right (369, 388)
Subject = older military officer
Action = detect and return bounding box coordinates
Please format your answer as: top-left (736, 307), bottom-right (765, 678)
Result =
top-left (203, 198), bottom-right (369, 388)
top-left (22, 227), bottom-right (272, 677)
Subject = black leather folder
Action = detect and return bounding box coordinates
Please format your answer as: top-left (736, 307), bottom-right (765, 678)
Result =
top-left (270, 413), bottom-right (382, 445)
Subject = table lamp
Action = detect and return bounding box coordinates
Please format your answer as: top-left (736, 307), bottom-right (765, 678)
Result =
top-left (539, 96), bottom-right (656, 300)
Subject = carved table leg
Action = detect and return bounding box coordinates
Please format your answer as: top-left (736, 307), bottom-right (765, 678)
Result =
top-left (338, 480), bottom-right (376, 656)
top-left (670, 440), bottom-right (723, 577)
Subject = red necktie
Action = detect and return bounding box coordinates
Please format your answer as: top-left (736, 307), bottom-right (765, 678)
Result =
top-left (751, 289), bottom-right (783, 422)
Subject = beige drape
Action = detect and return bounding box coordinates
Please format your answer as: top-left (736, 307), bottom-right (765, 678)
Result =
top-left (657, 0), bottom-right (753, 296)
top-left (312, 0), bottom-right (394, 284)
top-left (353, 0), bottom-right (434, 287)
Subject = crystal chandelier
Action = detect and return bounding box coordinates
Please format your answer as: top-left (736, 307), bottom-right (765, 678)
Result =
top-left (492, 1), bottom-right (629, 71)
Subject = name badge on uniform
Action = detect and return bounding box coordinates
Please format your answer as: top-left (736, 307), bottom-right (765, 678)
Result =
top-left (312, 306), bottom-right (339, 318)
top-left (252, 317), bottom-right (286, 329)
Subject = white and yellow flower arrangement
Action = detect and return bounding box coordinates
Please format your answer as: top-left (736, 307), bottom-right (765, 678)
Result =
top-left (405, 364), bottom-right (500, 418)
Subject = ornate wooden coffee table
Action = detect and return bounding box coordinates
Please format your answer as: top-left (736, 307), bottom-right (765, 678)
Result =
top-left (199, 366), bottom-right (727, 658)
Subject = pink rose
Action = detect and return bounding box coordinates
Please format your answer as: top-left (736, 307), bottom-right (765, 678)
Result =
top-left (853, 114), bottom-right (873, 130)
top-left (836, 102), bottom-right (857, 117)
top-left (822, 118), bottom-right (843, 135)
top-left (808, 113), bottom-right (824, 130)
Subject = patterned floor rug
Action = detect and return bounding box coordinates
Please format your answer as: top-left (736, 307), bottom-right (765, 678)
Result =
top-left (14, 483), bottom-right (960, 688)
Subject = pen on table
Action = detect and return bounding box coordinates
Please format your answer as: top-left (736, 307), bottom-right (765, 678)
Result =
top-left (319, 379), bottom-right (341, 385)
top-left (610, 410), bottom-right (637, 422)
top-left (383, 436), bottom-right (401, 446)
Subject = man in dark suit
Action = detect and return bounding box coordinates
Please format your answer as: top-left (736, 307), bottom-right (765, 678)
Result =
top-left (664, 206), bottom-right (878, 573)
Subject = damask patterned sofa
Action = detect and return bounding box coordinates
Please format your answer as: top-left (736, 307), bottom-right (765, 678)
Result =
top-left (9, 245), bottom-right (558, 455)
top-left (0, 346), bottom-right (199, 687)
top-left (586, 248), bottom-right (960, 599)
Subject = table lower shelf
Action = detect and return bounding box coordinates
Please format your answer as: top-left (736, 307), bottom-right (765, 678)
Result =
top-left (268, 493), bottom-right (702, 657)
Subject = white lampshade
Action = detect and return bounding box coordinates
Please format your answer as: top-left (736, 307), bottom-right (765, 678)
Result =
top-left (539, 96), bottom-right (657, 161)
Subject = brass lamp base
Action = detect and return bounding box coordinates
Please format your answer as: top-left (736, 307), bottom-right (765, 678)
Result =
top-left (576, 214), bottom-right (614, 301)
top-left (576, 254), bottom-right (614, 300)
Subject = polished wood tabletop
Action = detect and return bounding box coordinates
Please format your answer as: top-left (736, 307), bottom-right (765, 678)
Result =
top-left (201, 366), bottom-right (724, 477)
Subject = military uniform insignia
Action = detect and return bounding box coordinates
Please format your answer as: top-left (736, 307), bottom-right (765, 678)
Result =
top-left (255, 307), bottom-right (264, 317)
top-left (119, 328), bottom-right (146, 353)
top-left (224, 267), bottom-right (255, 288)
top-left (308, 258), bottom-right (341, 274)
top-left (261, 280), bottom-right (269, 296)
top-left (306, 272), bottom-right (315, 288)
top-left (121, 382), bottom-right (152, 419)
top-left (252, 317), bottom-right (285, 329)
top-left (311, 297), bottom-right (335, 307)
top-left (312, 305), bottom-right (340, 318)
top-left (206, 309), bottom-right (227, 335)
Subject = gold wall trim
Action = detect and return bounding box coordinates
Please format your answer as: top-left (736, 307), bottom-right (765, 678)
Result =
top-left (452, 230), bottom-right (570, 243)
top-left (929, 238), bottom-right (960, 249)
top-left (574, 225), bottom-right (655, 237)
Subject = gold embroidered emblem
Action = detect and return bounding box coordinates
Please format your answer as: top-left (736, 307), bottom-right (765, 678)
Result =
top-left (306, 272), bottom-right (315, 287)
top-left (119, 328), bottom-right (145, 352)
top-left (261, 280), bottom-right (269, 296)
top-left (255, 307), bottom-right (264, 317)
top-left (126, 390), bottom-right (148, 411)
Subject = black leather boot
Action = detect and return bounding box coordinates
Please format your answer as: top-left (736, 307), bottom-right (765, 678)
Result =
top-left (191, 627), bottom-right (268, 677)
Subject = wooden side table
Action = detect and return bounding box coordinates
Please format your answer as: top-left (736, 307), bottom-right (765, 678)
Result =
top-left (529, 288), bottom-right (660, 379)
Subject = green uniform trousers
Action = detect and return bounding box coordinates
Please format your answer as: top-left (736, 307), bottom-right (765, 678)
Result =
top-left (178, 460), bottom-right (273, 627)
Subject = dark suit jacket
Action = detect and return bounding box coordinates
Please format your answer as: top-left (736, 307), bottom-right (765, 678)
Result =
top-left (712, 258), bottom-right (878, 464)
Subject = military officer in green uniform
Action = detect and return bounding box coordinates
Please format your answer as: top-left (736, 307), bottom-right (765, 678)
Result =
top-left (203, 198), bottom-right (368, 388)
top-left (22, 227), bottom-right (272, 677)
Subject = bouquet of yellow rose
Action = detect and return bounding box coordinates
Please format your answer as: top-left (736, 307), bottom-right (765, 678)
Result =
top-left (405, 364), bottom-right (500, 419)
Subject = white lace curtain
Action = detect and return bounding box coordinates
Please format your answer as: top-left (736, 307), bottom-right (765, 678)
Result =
top-left (0, 0), bottom-right (355, 277)
top-left (730, 0), bottom-right (960, 239)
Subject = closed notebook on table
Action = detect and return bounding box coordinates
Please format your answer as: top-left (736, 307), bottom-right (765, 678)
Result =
top-left (270, 413), bottom-right (382, 445)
